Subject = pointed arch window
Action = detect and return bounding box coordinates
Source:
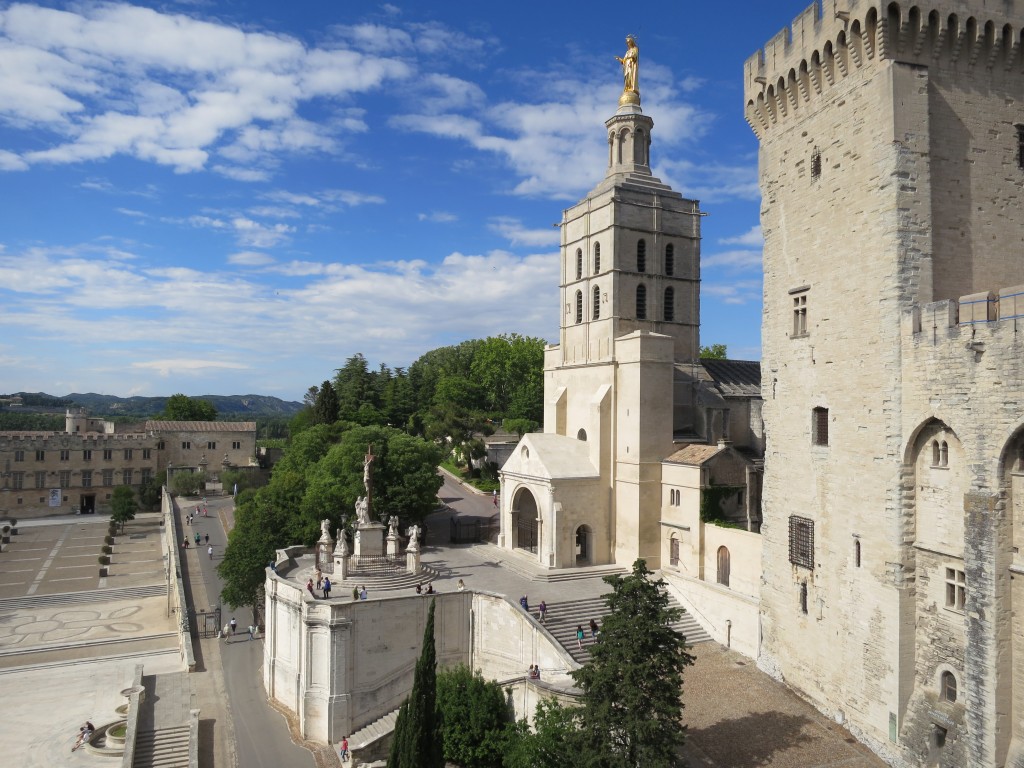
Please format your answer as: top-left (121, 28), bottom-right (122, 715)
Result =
top-left (665, 243), bottom-right (675, 276)
top-left (636, 284), bottom-right (647, 320)
top-left (575, 248), bottom-right (583, 280)
top-left (637, 239), bottom-right (647, 273)
top-left (575, 290), bottom-right (583, 324)
top-left (593, 286), bottom-right (601, 320)
top-left (717, 546), bottom-right (731, 587)
top-left (664, 287), bottom-right (675, 322)
top-left (594, 242), bottom-right (601, 274)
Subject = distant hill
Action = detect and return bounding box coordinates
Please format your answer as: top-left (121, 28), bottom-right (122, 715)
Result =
top-left (3, 391), bottom-right (304, 419)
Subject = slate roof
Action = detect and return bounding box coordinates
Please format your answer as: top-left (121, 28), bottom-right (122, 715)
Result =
top-left (698, 359), bottom-right (761, 398)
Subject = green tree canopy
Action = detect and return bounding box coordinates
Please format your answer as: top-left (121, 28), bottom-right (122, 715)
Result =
top-left (698, 343), bottom-right (728, 360)
top-left (218, 491), bottom-right (291, 609)
top-left (571, 559), bottom-right (695, 767)
top-left (109, 485), bottom-right (138, 533)
top-left (388, 600), bottom-right (444, 768)
top-left (436, 664), bottom-right (514, 768)
top-left (312, 380), bottom-right (339, 425)
top-left (162, 393), bottom-right (217, 421)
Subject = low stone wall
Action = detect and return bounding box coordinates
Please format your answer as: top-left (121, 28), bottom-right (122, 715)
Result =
top-left (263, 560), bottom-right (575, 744)
top-left (663, 571), bottom-right (759, 659)
top-left (119, 664), bottom-right (145, 768)
top-left (163, 488), bottom-right (196, 671)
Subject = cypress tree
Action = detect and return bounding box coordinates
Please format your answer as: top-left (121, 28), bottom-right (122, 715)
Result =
top-left (387, 599), bottom-right (443, 768)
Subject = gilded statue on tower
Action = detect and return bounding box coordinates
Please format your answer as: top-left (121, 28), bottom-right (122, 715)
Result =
top-left (615, 35), bottom-right (640, 106)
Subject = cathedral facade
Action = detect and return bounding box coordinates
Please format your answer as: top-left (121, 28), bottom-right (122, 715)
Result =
top-left (497, 72), bottom-right (765, 654)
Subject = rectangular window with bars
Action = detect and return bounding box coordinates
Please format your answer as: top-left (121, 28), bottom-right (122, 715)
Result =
top-left (83, 449), bottom-right (92, 461)
top-left (792, 293), bottom-right (808, 336)
top-left (82, 470), bottom-right (92, 487)
top-left (60, 450), bottom-right (70, 461)
top-left (123, 469), bottom-right (133, 485)
top-left (59, 470), bottom-right (71, 488)
top-left (102, 469), bottom-right (114, 487)
top-left (35, 470), bottom-right (47, 489)
top-left (789, 515), bottom-right (814, 570)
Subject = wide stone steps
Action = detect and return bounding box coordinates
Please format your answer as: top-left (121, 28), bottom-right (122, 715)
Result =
top-left (348, 706), bottom-right (401, 750)
top-left (132, 725), bottom-right (191, 768)
top-left (539, 592), bottom-right (711, 665)
top-left (483, 548), bottom-right (627, 583)
top-left (328, 563), bottom-right (442, 593)
top-left (0, 583), bottom-right (166, 612)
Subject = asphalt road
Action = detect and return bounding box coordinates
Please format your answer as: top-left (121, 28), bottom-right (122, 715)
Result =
top-left (190, 497), bottom-right (316, 768)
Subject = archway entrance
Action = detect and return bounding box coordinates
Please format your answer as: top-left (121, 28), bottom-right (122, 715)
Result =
top-left (576, 525), bottom-right (592, 565)
top-left (512, 488), bottom-right (539, 554)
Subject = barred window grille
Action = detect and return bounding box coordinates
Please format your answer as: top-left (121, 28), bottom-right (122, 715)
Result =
top-left (789, 515), bottom-right (814, 569)
top-left (637, 239), bottom-right (646, 272)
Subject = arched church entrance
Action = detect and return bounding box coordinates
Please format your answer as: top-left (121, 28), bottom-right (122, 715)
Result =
top-left (511, 488), bottom-right (539, 554)
top-left (576, 524), bottom-right (592, 565)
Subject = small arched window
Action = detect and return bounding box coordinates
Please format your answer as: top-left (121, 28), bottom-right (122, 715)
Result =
top-left (664, 287), bottom-right (674, 322)
top-left (854, 539), bottom-right (861, 568)
top-left (940, 441), bottom-right (949, 467)
top-left (577, 429), bottom-right (587, 442)
top-left (575, 290), bottom-right (583, 324)
top-left (669, 534), bottom-right (679, 566)
top-left (941, 671), bottom-right (958, 702)
top-left (593, 286), bottom-right (600, 320)
top-left (637, 239), bottom-right (647, 272)
top-left (575, 248), bottom-right (583, 280)
top-left (636, 284), bottom-right (647, 320)
top-left (800, 581), bottom-right (808, 614)
top-left (932, 440), bottom-right (940, 466)
top-left (665, 243), bottom-right (674, 276)
top-left (594, 242), bottom-right (601, 274)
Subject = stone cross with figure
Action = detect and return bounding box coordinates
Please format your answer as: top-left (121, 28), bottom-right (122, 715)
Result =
top-left (363, 444), bottom-right (375, 516)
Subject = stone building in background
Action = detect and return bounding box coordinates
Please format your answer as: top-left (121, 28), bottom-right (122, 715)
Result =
top-left (0, 410), bottom-right (257, 517)
top-left (746, 2), bottom-right (1024, 766)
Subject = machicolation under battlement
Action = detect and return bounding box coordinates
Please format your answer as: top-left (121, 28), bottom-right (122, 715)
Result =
top-left (744, 1), bottom-right (1024, 137)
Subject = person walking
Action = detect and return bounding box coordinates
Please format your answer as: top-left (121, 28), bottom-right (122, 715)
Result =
top-left (229, 617), bottom-right (237, 637)
top-left (359, 586), bottom-right (367, 600)
top-left (316, 568), bottom-right (323, 590)
top-left (182, 538), bottom-right (189, 549)
top-left (589, 618), bottom-right (600, 638)
top-left (306, 578), bottom-right (316, 598)
top-left (204, 533), bottom-right (209, 545)
top-left (247, 624), bottom-right (255, 641)
top-left (339, 737), bottom-right (349, 762)
top-left (194, 532), bottom-right (200, 546)
top-left (323, 576), bottom-right (331, 599)
top-left (576, 625), bottom-right (585, 650)
top-left (208, 545), bottom-right (214, 560)
top-left (538, 600), bottom-right (547, 623)
top-left (519, 595), bottom-right (529, 612)
top-left (492, 489), bottom-right (498, 507)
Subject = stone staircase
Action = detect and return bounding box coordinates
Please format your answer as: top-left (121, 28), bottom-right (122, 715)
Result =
top-left (539, 592), bottom-right (711, 665)
top-left (131, 672), bottom-right (194, 768)
top-left (0, 583), bottom-right (166, 611)
top-left (132, 725), bottom-right (191, 768)
top-left (329, 562), bottom-right (443, 593)
top-left (347, 706), bottom-right (401, 762)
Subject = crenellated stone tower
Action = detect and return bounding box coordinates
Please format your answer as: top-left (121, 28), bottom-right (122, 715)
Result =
top-left (746, 3), bottom-right (1024, 767)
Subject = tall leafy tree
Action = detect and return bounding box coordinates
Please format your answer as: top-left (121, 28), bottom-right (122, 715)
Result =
top-left (437, 664), bottom-right (513, 768)
top-left (571, 559), bottom-right (695, 767)
top-left (312, 380), bottom-right (339, 425)
top-left (162, 393), bottom-right (217, 421)
top-left (334, 353), bottom-right (377, 422)
top-left (218, 491), bottom-right (291, 610)
top-left (388, 599), bottom-right (444, 768)
top-left (471, 334), bottom-right (545, 421)
top-left (109, 485), bottom-right (138, 533)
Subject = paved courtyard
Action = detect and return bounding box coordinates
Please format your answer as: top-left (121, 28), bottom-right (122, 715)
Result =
top-left (0, 512), bottom-right (180, 767)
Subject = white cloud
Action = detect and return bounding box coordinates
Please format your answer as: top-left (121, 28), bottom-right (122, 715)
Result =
top-left (489, 216), bottom-right (559, 247)
top-left (719, 225), bottom-right (763, 247)
top-left (132, 358), bottom-right (251, 376)
top-left (701, 249), bottom-right (763, 271)
top-left (0, 3), bottom-right (413, 174)
top-left (0, 240), bottom-right (558, 395)
top-left (418, 211), bottom-right (458, 223)
top-left (231, 217), bottom-right (295, 248)
top-left (702, 279), bottom-right (762, 305)
top-left (228, 251), bottom-right (276, 266)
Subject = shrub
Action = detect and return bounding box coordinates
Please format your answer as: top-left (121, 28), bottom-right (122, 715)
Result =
top-left (101, 545), bottom-right (112, 555)
top-left (104, 535), bottom-right (114, 545)
top-left (98, 555), bottom-right (110, 565)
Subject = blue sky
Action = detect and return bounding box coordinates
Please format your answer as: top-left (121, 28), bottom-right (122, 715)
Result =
top-left (0, 1), bottom-right (804, 401)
